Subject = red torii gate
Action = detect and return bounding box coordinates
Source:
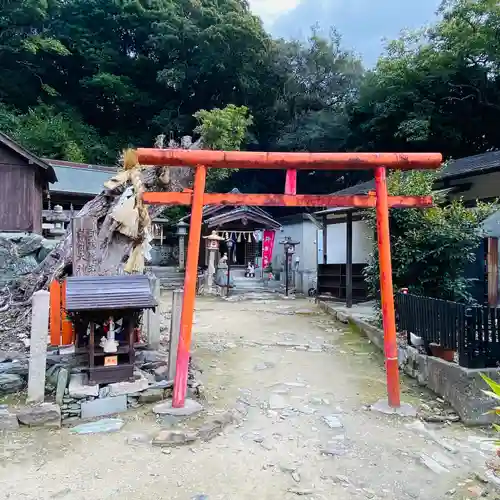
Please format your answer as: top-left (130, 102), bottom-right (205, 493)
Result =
top-left (137, 149), bottom-right (442, 409)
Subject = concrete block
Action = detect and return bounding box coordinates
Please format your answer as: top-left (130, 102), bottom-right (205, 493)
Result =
top-left (27, 290), bottom-right (50, 403)
top-left (106, 377), bottom-right (149, 397)
top-left (80, 395), bottom-right (127, 419)
top-left (426, 357), bottom-right (500, 426)
top-left (68, 373), bottom-right (99, 399)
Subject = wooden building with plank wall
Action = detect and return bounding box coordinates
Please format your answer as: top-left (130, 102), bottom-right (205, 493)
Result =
top-left (0, 132), bottom-right (57, 233)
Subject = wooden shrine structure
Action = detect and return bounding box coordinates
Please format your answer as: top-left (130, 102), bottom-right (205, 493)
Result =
top-left (177, 188), bottom-right (281, 269)
top-left (137, 149), bottom-right (443, 412)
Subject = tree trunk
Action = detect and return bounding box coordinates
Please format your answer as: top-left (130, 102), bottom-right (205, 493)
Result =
top-left (0, 144), bottom-right (194, 348)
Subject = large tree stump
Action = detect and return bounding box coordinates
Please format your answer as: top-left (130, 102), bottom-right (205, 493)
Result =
top-left (0, 142), bottom-right (195, 350)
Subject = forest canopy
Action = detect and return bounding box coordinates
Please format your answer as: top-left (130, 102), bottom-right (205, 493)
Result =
top-left (1, 0), bottom-right (499, 192)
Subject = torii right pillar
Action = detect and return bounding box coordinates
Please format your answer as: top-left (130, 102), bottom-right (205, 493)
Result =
top-left (374, 166), bottom-right (400, 408)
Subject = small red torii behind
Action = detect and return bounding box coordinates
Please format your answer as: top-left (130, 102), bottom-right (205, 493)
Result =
top-left (137, 149), bottom-right (442, 410)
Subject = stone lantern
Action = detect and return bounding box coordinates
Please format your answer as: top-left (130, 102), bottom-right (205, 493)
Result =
top-left (280, 237), bottom-right (300, 296)
top-left (203, 231), bottom-right (224, 294)
top-left (176, 221), bottom-right (189, 271)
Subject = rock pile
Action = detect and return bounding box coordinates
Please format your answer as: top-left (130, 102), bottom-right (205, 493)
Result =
top-left (0, 233), bottom-right (58, 287)
top-left (0, 346), bottom-right (202, 428)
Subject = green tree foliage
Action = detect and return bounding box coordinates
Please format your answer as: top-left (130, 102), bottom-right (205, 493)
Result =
top-left (194, 104), bottom-right (253, 190)
top-left (347, 0), bottom-right (500, 159)
top-left (364, 170), bottom-right (497, 303)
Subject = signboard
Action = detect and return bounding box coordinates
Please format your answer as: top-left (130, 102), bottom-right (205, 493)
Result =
top-left (104, 356), bottom-right (118, 367)
top-left (262, 230), bottom-right (275, 270)
top-left (72, 217), bottom-right (98, 276)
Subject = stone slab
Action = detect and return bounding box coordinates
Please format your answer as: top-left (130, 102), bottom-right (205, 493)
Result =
top-left (152, 430), bottom-right (198, 447)
top-left (55, 368), bottom-right (69, 405)
top-left (106, 377), bottom-right (150, 397)
top-left (371, 399), bottom-right (417, 417)
top-left (153, 399), bottom-right (203, 416)
top-left (0, 373), bottom-right (23, 394)
top-left (68, 373), bottom-right (99, 399)
top-left (17, 403), bottom-right (61, 427)
top-left (80, 395), bottom-right (127, 419)
top-left (70, 418), bottom-right (125, 434)
top-left (138, 388), bottom-right (165, 404)
top-left (0, 361), bottom-right (29, 376)
top-left (0, 409), bottom-right (19, 430)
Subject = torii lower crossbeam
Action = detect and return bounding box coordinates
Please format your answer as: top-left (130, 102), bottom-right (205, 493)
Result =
top-left (136, 149), bottom-right (442, 410)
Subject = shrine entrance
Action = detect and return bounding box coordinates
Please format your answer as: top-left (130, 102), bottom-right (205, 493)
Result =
top-left (137, 149), bottom-right (442, 410)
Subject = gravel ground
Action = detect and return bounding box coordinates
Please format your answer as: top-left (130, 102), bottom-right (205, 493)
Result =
top-left (0, 293), bottom-right (496, 500)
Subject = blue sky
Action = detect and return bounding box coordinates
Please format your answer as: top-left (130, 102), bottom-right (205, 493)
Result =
top-left (248, 0), bottom-right (442, 66)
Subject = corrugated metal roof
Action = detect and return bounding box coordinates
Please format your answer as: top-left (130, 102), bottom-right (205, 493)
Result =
top-left (50, 165), bottom-right (114, 195)
top-left (66, 275), bottom-right (157, 311)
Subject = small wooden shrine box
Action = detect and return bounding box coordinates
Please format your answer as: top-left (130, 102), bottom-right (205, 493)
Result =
top-left (65, 275), bottom-right (157, 385)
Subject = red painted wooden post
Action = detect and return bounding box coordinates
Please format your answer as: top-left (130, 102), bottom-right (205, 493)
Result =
top-left (49, 280), bottom-right (61, 346)
top-left (374, 166), bottom-right (401, 408)
top-left (285, 170), bottom-right (297, 195)
top-left (172, 165), bottom-right (207, 408)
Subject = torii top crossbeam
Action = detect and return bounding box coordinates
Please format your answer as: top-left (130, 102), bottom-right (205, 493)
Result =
top-left (135, 147), bottom-right (442, 413)
top-left (137, 148), bottom-right (442, 171)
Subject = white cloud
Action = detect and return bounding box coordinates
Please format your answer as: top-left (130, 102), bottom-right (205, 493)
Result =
top-left (248, 0), bottom-right (300, 25)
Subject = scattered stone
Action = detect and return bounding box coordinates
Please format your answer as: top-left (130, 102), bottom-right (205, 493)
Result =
top-left (268, 394), bottom-right (287, 410)
top-left (154, 365), bottom-right (170, 381)
top-left (419, 453), bottom-right (450, 474)
top-left (0, 373), bottom-right (23, 394)
top-left (126, 433), bottom-right (151, 445)
top-left (254, 362), bottom-right (275, 371)
top-left (198, 410), bottom-right (239, 442)
top-left (335, 475), bottom-right (349, 484)
top-left (70, 418), bottom-right (125, 434)
top-left (152, 430), bottom-right (198, 447)
top-left (138, 388), bottom-right (165, 404)
top-left (80, 395), bottom-right (127, 419)
top-left (55, 368), bottom-right (69, 405)
top-left (467, 485), bottom-right (485, 498)
top-left (153, 399), bottom-right (203, 416)
top-left (280, 464), bottom-right (298, 473)
top-left (295, 309), bottom-right (316, 315)
top-left (362, 488), bottom-right (376, 499)
top-left (275, 342), bottom-right (309, 349)
top-left (192, 495), bottom-right (208, 500)
top-left (445, 489), bottom-right (456, 496)
top-left (16, 403), bottom-right (61, 427)
top-left (288, 488), bottom-right (314, 496)
top-left (0, 409), bottom-right (19, 430)
top-left (68, 373), bottom-right (99, 399)
top-left (474, 472), bottom-right (489, 484)
top-left (162, 449), bottom-right (172, 455)
top-left (320, 445), bottom-right (346, 457)
top-left (291, 471), bottom-right (301, 483)
top-left (323, 415), bottom-right (343, 429)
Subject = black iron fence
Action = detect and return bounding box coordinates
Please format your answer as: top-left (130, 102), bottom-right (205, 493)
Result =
top-left (395, 292), bottom-right (500, 369)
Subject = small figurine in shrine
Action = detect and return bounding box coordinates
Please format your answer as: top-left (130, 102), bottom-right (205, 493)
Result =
top-left (245, 262), bottom-right (255, 278)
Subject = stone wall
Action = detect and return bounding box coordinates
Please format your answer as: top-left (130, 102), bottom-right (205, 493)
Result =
top-left (319, 300), bottom-right (500, 426)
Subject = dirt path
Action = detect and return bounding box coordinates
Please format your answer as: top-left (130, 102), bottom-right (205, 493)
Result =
top-left (0, 294), bottom-right (496, 499)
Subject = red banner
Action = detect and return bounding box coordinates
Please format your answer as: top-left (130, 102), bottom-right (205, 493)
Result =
top-left (262, 230), bottom-right (275, 269)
